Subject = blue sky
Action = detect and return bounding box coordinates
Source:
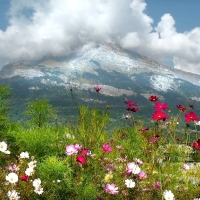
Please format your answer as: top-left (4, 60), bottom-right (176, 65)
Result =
top-left (0, 0), bottom-right (200, 74)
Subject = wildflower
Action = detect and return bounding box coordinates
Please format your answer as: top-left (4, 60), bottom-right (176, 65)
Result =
top-left (185, 112), bottom-right (200, 123)
top-left (76, 155), bottom-right (87, 164)
top-left (183, 163), bottom-right (190, 171)
top-left (154, 102), bottom-right (168, 111)
top-left (70, 88), bottom-right (73, 92)
top-left (74, 144), bottom-right (82, 150)
top-left (194, 121), bottom-right (200, 126)
top-left (66, 145), bottom-right (78, 155)
top-left (152, 182), bottom-right (162, 190)
top-left (6, 172), bottom-right (18, 184)
top-left (105, 183), bottom-right (119, 195)
top-left (124, 101), bottom-right (137, 107)
top-left (104, 163), bottom-right (115, 171)
top-left (149, 135), bottom-right (160, 143)
top-left (163, 190), bottom-right (175, 200)
top-left (125, 179), bottom-right (135, 188)
top-left (104, 172), bottom-right (113, 182)
top-left (152, 111), bottom-right (169, 121)
top-left (34, 186), bottom-right (44, 195)
top-left (8, 164), bottom-right (20, 172)
top-left (80, 149), bottom-right (89, 155)
top-left (138, 127), bottom-right (149, 131)
top-left (177, 104), bottom-right (187, 112)
top-left (0, 141), bottom-right (10, 154)
top-left (122, 114), bottom-right (131, 119)
top-left (101, 143), bottom-right (112, 153)
top-left (94, 86), bottom-right (101, 92)
top-left (33, 178), bottom-right (42, 188)
top-left (116, 145), bottom-right (123, 150)
top-left (21, 174), bottom-right (29, 181)
top-left (138, 171), bottom-right (147, 179)
top-left (28, 161), bottom-right (37, 168)
top-left (189, 104), bottom-right (194, 109)
top-left (129, 107), bottom-right (140, 112)
top-left (126, 162), bottom-right (141, 175)
top-left (193, 139), bottom-right (200, 150)
top-left (25, 167), bottom-right (35, 176)
top-left (7, 190), bottom-right (20, 200)
top-left (149, 95), bottom-right (158, 102)
top-left (20, 151), bottom-right (29, 159)
top-left (135, 158), bottom-right (143, 165)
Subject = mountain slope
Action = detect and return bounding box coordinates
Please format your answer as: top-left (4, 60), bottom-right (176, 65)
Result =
top-left (1, 44), bottom-right (200, 124)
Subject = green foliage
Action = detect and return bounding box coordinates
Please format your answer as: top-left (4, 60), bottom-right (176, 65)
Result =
top-left (24, 99), bottom-right (55, 127)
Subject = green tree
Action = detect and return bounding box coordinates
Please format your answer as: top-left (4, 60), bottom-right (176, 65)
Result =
top-left (25, 99), bottom-right (55, 127)
top-left (0, 85), bottom-right (11, 130)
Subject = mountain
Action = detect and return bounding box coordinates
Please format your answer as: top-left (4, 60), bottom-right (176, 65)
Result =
top-left (1, 44), bottom-right (200, 125)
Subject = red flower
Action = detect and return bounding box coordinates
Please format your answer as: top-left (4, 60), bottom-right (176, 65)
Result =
top-left (76, 155), bottom-right (87, 164)
top-left (152, 111), bottom-right (169, 121)
top-left (185, 112), bottom-right (200, 123)
top-left (149, 135), bottom-right (160, 143)
top-left (101, 143), bottom-right (112, 153)
top-left (177, 104), bottom-right (187, 112)
top-left (193, 139), bottom-right (200, 150)
top-left (21, 174), bottom-right (29, 181)
top-left (124, 101), bottom-right (137, 107)
top-left (154, 102), bottom-right (168, 111)
top-left (94, 86), bottom-right (101, 92)
top-left (188, 104), bottom-right (194, 109)
top-left (149, 95), bottom-right (158, 102)
top-left (81, 149), bottom-right (89, 155)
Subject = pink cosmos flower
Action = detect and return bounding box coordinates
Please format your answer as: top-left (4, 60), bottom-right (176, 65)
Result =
top-left (152, 182), bottom-right (162, 190)
top-left (135, 158), bottom-right (143, 165)
top-left (94, 86), bottom-right (101, 93)
top-left (149, 135), bottom-right (160, 143)
top-left (154, 102), bottom-right (168, 111)
top-left (152, 111), bottom-right (169, 121)
top-left (105, 183), bottom-right (118, 195)
top-left (138, 171), bottom-right (147, 179)
top-left (124, 101), bottom-right (137, 107)
top-left (101, 143), bottom-right (112, 153)
top-left (126, 162), bottom-right (141, 175)
top-left (185, 112), bottom-right (200, 123)
top-left (8, 164), bottom-right (19, 172)
top-left (76, 155), bottom-right (86, 164)
top-left (81, 149), bottom-right (89, 155)
top-left (116, 145), bottom-right (123, 150)
top-left (66, 145), bottom-right (79, 155)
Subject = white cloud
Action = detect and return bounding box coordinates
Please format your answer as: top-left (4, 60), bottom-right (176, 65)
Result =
top-left (0, 0), bottom-right (200, 74)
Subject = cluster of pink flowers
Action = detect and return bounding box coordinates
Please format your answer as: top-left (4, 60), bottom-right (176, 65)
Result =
top-left (66, 144), bottom-right (95, 165)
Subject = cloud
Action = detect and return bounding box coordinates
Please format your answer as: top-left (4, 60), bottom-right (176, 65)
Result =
top-left (0, 0), bottom-right (200, 74)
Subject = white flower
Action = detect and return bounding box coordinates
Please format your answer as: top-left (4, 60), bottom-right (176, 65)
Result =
top-left (163, 190), bottom-right (175, 200)
top-left (7, 190), bottom-right (20, 200)
top-left (0, 141), bottom-right (10, 154)
top-left (28, 161), bottom-right (37, 168)
top-left (194, 121), bottom-right (200, 126)
top-left (20, 151), bottom-right (29, 159)
top-left (6, 173), bottom-right (18, 184)
top-left (25, 167), bottom-right (35, 176)
top-left (33, 178), bottom-right (42, 188)
top-left (34, 186), bottom-right (44, 195)
top-left (126, 162), bottom-right (141, 174)
top-left (125, 179), bottom-right (136, 188)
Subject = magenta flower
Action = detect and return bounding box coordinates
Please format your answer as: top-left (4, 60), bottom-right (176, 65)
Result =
top-left (154, 102), bottom-right (168, 111)
top-left (188, 104), bottom-right (194, 109)
top-left (101, 143), bottom-right (112, 153)
top-left (76, 155), bottom-right (86, 164)
top-left (21, 174), bottom-right (29, 181)
top-left (134, 158), bottom-right (143, 165)
top-left (185, 112), bottom-right (200, 123)
top-left (152, 182), bottom-right (162, 190)
top-left (138, 171), bottom-right (147, 179)
top-left (149, 135), bottom-right (160, 143)
top-left (124, 101), bottom-right (137, 107)
top-left (66, 145), bottom-right (79, 155)
top-left (152, 111), bottom-right (169, 121)
top-left (94, 86), bottom-right (101, 92)
top-left (177, 104), bottom-right (187, 112)
top-left (81, 149), bottom-right (89, 155)
top-left (105, 183), bottom-right (118, 195)
top-left (193, 139), bottom-right (200, 150)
